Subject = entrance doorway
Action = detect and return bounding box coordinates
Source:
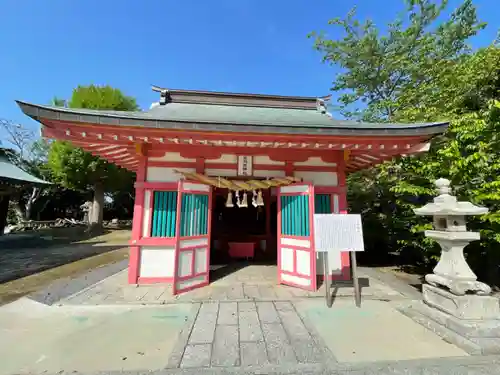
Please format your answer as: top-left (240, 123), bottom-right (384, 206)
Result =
top-left (210, 188), bottom-right (277, 275)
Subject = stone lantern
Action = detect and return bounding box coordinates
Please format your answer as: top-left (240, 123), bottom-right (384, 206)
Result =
top-left (414, 178), bottom-right (498, 320)
top-left (400, 178), bottom-right (500, 355)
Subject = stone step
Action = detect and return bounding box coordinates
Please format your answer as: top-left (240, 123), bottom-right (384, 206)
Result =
top-left (398, 302), bottom-right (483, 355)
top-left (414, 301), bottom-right (500, 355)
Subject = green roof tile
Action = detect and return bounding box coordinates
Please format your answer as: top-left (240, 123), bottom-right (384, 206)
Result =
top-left (16, 99), bottom-right (449, 137)
top-left (0, 151), bottom-right (50, 186)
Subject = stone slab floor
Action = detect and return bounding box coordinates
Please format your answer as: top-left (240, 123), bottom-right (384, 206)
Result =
top-left (0, 298), bottom-right (194, 374)
top-left (295, 299), bottom-right (468, 363)
top-left (1, 263), bottom-right (490, 375)
top-left (0, 297), bottom-right (470, 374)
top-left (59, 264), bottom-right (403, 306)
top-left (171, 300), bottom-right (334, 369)
top-left (171, 300), bottom-right (468, 369)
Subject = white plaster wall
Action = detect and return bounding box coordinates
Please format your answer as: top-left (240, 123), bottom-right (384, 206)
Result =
top-left (142, 190), bottom-right (151, 237)
top-left (254, 155), bottom-right (285, 165)
top-left (147, 167), bottom-right (194, 182)
top-left (205, 154), bottom-right (237, 163)
top-left (294, 156), bottom-right (337, 167)
top-left (204, 154), bottom-right (289, 178)
top-left (139, 246), bottom-right (175, 277)
top-left (183, 182), bottom-right (210, 192)
top-left (294, 171), bottom-right (338, 186)
top-left (253, 170), bottom-right (286, 178)
top-left (280, 184), bottom-right (310, 194)
top-left (148, 152), bottom-right (196, 162)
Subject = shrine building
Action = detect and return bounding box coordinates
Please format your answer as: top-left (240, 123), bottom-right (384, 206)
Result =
top-left (16, 86), bottom-right (449, 294)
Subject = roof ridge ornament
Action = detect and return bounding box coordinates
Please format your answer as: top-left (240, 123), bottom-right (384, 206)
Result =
top-left (316, 94), bottom-right (332, 114)
top-left (151, 85), bottom-right (324, 109)
top-left (159, 89), bottom-right (170, 106)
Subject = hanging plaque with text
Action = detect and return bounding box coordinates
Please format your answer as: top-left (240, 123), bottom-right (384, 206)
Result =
top-left (237, 156), bottom-right (253, 176)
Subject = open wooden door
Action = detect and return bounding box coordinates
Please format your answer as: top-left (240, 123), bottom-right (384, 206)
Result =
top-left (173, 181), bottom-right (212, 295)
top-left (277, 183), bottom-right (317, 291)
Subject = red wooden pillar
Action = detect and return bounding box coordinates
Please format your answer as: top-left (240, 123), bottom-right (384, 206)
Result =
top-left (338, 153), bottom-right (351, 280)
top-left (129, 153), bottom-right (148, 284)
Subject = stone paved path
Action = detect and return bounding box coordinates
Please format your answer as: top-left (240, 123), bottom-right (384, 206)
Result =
top-left (3, 263), bottom-right (500, 375)
top-left (133, 356), bottom-right (500, 375)
top-left (0, 298), bottom-right (193, 374)
top-left (59, 265), bottom-right (403, 306)
top-left (168, 301), bottom-right (333, 369)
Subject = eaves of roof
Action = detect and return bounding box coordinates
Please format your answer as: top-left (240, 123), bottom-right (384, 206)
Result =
top-left (16, 100), bottom-right (449, 137)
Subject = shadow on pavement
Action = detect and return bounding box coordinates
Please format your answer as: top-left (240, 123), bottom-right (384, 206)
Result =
top-left (318, 277), bottom-right (371, 306)
top-left (0, 243), bottom-right (127, 284)
top-left (209, 260), bottom-right (276, 283)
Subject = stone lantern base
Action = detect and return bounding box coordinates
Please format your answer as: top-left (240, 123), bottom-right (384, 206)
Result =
top-left (400, 284), bottom-right (500, 355)
top-left (423, 284), bottom-right (500, 320)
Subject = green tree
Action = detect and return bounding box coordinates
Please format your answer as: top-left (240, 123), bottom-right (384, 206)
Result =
top-left (311, 1), bottom-right (500, 284)
top-left (378, 96), bottom-right (500, 283)
top-left (397, 46), bottom-right (500, 121)
top-left (309, 0), bottom-right (485, 121)
top-left (47, 85), bottom-right (138, 230)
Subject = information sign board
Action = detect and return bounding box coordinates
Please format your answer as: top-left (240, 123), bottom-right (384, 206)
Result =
top-left (313, 214), bottom-right (364, 253)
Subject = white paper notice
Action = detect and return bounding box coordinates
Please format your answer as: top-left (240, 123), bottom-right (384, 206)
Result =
top-left (313, 214), bottom-right (364, 252)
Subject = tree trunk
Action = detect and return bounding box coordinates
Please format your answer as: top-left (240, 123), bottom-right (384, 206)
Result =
top-left (88, 182), bottom-right (104, 234)
top-left (12, 200), bottom-right (26, 223)
top-left (24, 187), bottom-right (40, 221)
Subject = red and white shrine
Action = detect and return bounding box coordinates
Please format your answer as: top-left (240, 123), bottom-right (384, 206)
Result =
top-left (17, 86), bottom-right (448, 294)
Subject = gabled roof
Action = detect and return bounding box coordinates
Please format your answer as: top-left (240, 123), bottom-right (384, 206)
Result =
top-left (16, 100), bottom-right (449, 137)
top-left (15, 84), bottom-right (449, 136)
top-left (14, 86), bottom-right (451, 173)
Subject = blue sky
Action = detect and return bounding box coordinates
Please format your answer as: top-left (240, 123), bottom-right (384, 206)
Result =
top-left (0, 0), bottom-right (498, 140)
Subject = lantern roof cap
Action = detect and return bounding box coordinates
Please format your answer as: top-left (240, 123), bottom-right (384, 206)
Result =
top-left (414, 179), bottom-right (488, 216)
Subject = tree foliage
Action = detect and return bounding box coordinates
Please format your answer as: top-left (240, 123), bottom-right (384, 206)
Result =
top-left (47, 85), bottom-right (138, 228)
top-left (66, 85), bottom-right (139, 111)
top-left (309, 0), bottom-right (486, 120)
top-left (311, 0), bottom-right (500, 284)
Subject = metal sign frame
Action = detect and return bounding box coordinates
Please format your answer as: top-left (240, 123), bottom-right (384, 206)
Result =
top-left (314, 214), bottom-right (364, 308)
